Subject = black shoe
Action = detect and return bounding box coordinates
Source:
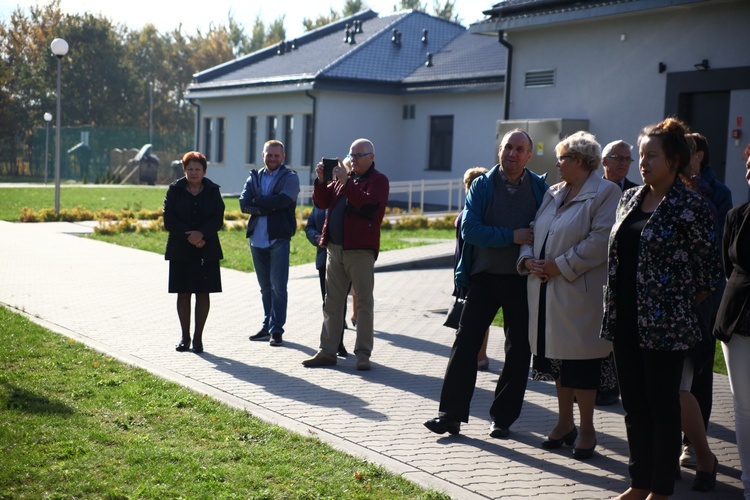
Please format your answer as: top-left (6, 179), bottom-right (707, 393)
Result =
top-left (192, 341), bottom-right (204, 354)
top-left (269, 334), bottom-right (283, 346)
top-left (337, 344), bottom-right (348, 357)
top-left (249, 329), bottom-right (270, 341)
top-left (595, 393), bottom-right (620, 406)
top-left (423, 417), bottom-right (460, 435)
top-left (489, 421), bottom-right (510, 439)
top-left (175, 339), bottom-right (191, 352)
top-left (572, 439), bottom-right (597, 460)
top-left (692, 455), bottom-right (718, 492)
top-left (541, 426), bottom-right (578, 449)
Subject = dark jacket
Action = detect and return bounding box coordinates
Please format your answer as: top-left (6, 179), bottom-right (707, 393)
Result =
top-left (600, 179), bottom-right (722, 350)
top-left (622, 177), bottom-right (639, 191)
top-left (305, 206), bottom-right (327, 270)
top-left (700, 164), bottom-right (733, 241)
top-left (714, 202), bottom-right (750, 342)
top-left (455, 165), bottom-right (548, 288)
top-left (313, 163), bottom-right (389, 259)
top-left (164, 176), bottom-right (224, 262)
top-left (239, 165), bottom-right (300, 240)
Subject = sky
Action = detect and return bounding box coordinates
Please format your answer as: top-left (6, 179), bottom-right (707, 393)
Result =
top-left (0, 0), bottom-right (495, 39)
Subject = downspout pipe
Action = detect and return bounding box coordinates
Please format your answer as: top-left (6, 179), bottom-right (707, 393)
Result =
top-left (189, 98), bottom-right (201, 151)
top-left (498, 30), bottom-right (512, 120)
top-left (305, 90), bottom-right (317, 184)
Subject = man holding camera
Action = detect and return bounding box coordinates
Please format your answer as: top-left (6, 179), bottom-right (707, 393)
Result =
top-left (302, 138), bottom-right (389, 370)
top-left (239, 139), bottom-right (300, 347)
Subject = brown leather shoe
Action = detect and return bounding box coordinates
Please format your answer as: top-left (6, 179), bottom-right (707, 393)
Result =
top-left (355, 355), bottom-right (371, 371)
top-left (302, 351), bottom-right (337, 367)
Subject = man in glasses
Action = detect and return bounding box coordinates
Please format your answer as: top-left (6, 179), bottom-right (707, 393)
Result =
top-left (303, 138), bottom-right (389, 371)
top-left (424, 129), bottom-right (548, 438)
top-left (601, 140), bottom-right (638, 191)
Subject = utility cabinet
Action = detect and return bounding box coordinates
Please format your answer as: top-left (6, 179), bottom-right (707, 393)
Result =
top-left (496, 119), bottom-right (590, 183)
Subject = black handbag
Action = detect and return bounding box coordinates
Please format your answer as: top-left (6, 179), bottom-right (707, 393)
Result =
top-left (443, 291), bottom-right (465, 329)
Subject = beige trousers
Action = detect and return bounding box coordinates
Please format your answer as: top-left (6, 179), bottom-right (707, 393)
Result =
top-left (319, 243), bottom-right (375, 358)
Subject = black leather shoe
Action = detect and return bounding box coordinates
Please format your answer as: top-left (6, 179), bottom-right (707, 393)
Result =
top-left (249, 329), bottom-right (270, 341)
top-left (541, 426), bottom-right (578, 449)
top-left (337, 344), bottom-right (348, 357)
top-left (423, 417), bottom-right (460, 435)
top-left (489, 421), bottom-right (510, 439)
top-left (692, 455), bottom-right (718, 492)
top-left (269, 334), bottom-right (283, 346)
top-left (191, 342), bottom-right (203, 354)
top-left (175, 339), bottom-right (190, 352)
top-left (572, 439), bottom-right (597, 460)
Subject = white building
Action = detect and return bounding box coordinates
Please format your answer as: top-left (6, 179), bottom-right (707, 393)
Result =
top-left (186, 9), bottom-right (506, 205)
top-left (472, 0), bottom-right (750, 203)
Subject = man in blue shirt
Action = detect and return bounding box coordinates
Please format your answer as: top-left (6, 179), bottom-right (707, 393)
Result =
top-left (239, 140), bottom-right (300, 346)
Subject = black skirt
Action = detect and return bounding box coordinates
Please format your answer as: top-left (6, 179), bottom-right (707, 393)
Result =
top-left (168, 259), bottom-right (222, 294)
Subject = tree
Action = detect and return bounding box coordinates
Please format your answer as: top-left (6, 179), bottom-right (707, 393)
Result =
top-left (266, 16), bottom-right (286, 46)
top-left (394, 0), bottom-right (428, 12)
top-left (434, 0), bottom-right (460, 22)
top-left (303, 1), bottom-right (364, 32)
top-left (303, 8), bottom-right (341, 32)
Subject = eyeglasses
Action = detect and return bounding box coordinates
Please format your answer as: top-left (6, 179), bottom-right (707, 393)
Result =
top-left (606, 155), bottom-right (634, 164)
top-left (556, 155), bottom-right (575, 162)
top-left (346, 152), bottom-right (372, 160)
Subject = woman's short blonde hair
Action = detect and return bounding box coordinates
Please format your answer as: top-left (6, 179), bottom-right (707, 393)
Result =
top-left (556, 131), bottom-right (601, 172)
top-left (463, 166), bottom-right (489, 193)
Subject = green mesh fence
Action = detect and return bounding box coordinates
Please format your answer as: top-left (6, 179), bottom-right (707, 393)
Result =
top-left (16, 126), bottom-right (193, 184)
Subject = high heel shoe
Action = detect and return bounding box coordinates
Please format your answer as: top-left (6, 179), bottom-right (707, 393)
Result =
top-left (175, 338), bottom-right (191, 352)
top-left (191, 339), bottom-right (203, 354)
top-left (692, 454), bottom-right (718, 492)
top-left (541, 426), bottom-right (578, 449)
top-left (572, 439), bottom-right (597, 460)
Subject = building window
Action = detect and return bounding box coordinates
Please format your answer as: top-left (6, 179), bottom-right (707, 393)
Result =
top-left (246, 116), bottom-right (257, 164)
top-left (216, 117), bottom-right (225, 164)
top-left (303, 114), bottom-right (314, 166)
top-left (402, 104), bottom-right (415, 120)
top-left (428, 115), bottom-right (453, 171)
top-left (203, 117), bottom-right (213, 162)
top-left (267, 115), bottom-right (277, 140)
top-left (284, 115), bottom-right (293, 164)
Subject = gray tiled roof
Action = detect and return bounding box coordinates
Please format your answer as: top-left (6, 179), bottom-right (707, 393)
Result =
top-left (188, 9), bottom-right (504, 96)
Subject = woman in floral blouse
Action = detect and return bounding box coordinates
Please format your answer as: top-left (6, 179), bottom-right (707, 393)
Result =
top-left (601, 118), bottom-right (722, 500)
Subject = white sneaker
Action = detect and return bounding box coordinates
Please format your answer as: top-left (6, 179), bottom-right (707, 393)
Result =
top-left (680, 443), bottom-right (696, 467)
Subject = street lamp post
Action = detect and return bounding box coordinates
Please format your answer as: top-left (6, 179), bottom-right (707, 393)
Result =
top-left (43, 112), bottom-right (52, 184)
top-left (51, 38), bottom-right (68, 216)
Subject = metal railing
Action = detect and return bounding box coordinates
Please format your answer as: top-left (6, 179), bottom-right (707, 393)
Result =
top-left (298, 178), bottom-right (465, 214)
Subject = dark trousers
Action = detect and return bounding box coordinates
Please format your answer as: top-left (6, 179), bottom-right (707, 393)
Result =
top-left (614, 329), bottom-right (684, 496)
top-left (438, 272), bottom-right (530, 427)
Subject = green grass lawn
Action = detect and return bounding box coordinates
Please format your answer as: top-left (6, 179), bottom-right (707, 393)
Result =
top-left (88, 228), bottom-right (456, 273)
top-left (0, 185), bottom-right (167, 221)
top-left (0, 305), bottom-right (448, 499)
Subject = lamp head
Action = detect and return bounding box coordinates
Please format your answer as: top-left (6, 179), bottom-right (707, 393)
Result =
top-left (44, 112), bottom-right (52, 122)
top-left (51, 38), bottom-right (69, 58)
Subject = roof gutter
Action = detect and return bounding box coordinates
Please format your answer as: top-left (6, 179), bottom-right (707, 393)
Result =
top-left (498, 30), bottom-right (512, 120)
top-left (189, 98), bottom-right (201, 151)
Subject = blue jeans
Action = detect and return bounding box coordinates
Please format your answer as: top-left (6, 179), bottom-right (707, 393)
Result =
top-left (250, 239), bottom-right (290, 335)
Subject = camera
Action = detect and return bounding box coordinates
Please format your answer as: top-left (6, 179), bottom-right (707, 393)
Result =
top-left (322, 158), bottom-right (337, 181)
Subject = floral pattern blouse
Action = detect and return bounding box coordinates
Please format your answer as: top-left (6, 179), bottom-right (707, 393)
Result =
top-left (600, 179), bottom-right (722, 351)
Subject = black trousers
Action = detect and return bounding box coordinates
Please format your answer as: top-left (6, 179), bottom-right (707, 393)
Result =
top-left (438, 272), bottom-right (530, 427)
top-left (614, 329), bottom-right (684, 496)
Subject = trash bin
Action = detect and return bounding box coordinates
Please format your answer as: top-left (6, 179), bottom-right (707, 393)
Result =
top-left (133, 144), bottom-right (160, 185)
